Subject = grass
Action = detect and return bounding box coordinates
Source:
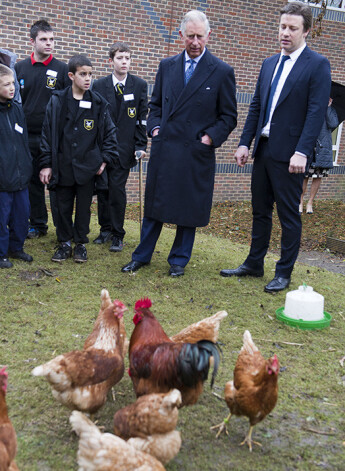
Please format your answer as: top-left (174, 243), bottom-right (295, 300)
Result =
top-left (1, 208), bottom-right (345, 470)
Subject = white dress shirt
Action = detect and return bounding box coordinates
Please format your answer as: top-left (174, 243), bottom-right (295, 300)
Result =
top-left (261, 43), bottom-right (306, 137)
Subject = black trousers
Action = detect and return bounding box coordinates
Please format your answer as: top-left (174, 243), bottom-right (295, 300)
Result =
top-left (244, 138), bottom-right (304, 278)
top-left (55, 179), bottom-right (94, 244)
top-left (97, 160), bottom-right (130, 239)
top-left (28, 134), bottom-right (58, 232)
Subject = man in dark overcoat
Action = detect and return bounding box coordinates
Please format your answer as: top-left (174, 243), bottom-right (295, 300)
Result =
top-left (122, 9), bottom-right (237, 277)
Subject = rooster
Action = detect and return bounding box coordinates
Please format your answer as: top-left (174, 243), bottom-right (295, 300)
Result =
top-left (170, 310), bottom-right (228, 344)
top-left (70, 411), bottom-right (166, 471)
top-left (0, 367), bottom-right (19, 471)
top-left (211, 330), bottom-right (279, 451)
top-left (32, 290), bottom-right (127, 413)
top-left (129, 298), bottom-right (221, 406)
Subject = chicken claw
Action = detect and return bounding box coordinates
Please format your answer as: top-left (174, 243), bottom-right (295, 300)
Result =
top-left (239, 426), bottom-right (262, 452)
top-left (210, 413), bottom-right (231, 438)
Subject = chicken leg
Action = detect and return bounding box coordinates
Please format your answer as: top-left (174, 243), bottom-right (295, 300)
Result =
top-left (239, 425), bottom-right (262, 452)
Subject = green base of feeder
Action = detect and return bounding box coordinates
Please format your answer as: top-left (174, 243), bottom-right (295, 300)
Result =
top-left (275, 307), bottom-right (332, 330)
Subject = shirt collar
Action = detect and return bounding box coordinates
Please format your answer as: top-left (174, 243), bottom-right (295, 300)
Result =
top-left (112, 73), bottom-right (127, 88)
top-left (280, 43), bottom-right (306, 63)
top-left (30, 52), bottom-right (54, 66)
top-left (184, 47), bottom-right (206, 65)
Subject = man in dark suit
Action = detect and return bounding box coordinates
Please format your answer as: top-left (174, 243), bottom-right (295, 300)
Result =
top-left (122, 10), bottom-right (237, 277)
top-left (220, 1), bottom-right (331, 292)
top-left (92, 42), bottom-right (148, 252)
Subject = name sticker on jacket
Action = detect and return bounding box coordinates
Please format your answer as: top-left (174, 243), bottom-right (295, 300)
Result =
top-left (15, 123), bottom-right (23, 134)
top-left (124, 93), bottom-right (134, 101)
top-left (80, 101), bottom-right (92, 109)
top-left (46, 69), bottom-right (58, 77)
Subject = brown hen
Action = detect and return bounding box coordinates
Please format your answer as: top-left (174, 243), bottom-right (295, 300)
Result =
top-left (170, 310), bottom-right (228, 344)
top-left (211, 330), bottom-right (279, 451)
top-left (32, 290), bottom-right (127, 413)
top-left (70, 411), bottom-right (165, 471)
top-left (0, 367), bottom-right (19, 471)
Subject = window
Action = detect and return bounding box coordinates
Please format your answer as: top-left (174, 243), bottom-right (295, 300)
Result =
top-left (296, 0), bottom-right (345, 11)
top-left (332, 122), bottom-right (343, 164)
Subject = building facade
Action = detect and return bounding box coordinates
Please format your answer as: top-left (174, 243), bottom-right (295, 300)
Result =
top-left (1, 0), bottom-right (344, 202)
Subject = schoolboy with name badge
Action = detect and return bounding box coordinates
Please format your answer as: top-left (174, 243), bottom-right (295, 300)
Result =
top-left (39, 55), bottom-right (118, 263)
top-left (92, 42), bottom-right (148, 252)
top-left (0, 65), bottom-right (33, 268)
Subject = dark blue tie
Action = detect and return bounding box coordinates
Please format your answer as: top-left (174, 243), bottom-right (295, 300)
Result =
top-left (185, 59), bottom-right (196, 84)
top-left (263, 55), bottom-right (290, 127)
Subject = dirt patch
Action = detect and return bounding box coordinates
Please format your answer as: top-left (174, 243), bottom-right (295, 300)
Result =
top-left (297, 250), bottom-right (345, 275)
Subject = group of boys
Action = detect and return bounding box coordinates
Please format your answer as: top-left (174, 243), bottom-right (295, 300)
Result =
top-left (0, 20), bottom-right (147, 268)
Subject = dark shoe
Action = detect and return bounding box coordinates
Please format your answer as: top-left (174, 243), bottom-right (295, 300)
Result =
top-left (27, 228), bottom-right (46, 239)
top-left (264, 276), bottom-right (291, 293)
top-left (8, 250), bottom-right (33, 262)
top-left (169, 264), bottom-right (184, 277)
top-left (109, 236), bottom-right (123, 252)
top-left (51, 243), bottom-right (72, 262)
top-left (220, 264), bottom-right (264, 278)
top-left (121, 260), bottom-right (148, 272)
top-left (93, 231), bottom-right (113, 244)
top-left (74, 244), bottom-right (88, 263)
top-left (0, 257), bottom-right (13, 268)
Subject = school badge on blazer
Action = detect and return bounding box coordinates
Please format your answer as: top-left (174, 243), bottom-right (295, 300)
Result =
top-left (47, 77), bottom-right (57, 88)
top-left (84, 119), bottom-right (94, 130)
top-left (128, 107), bottom-right (136, 118)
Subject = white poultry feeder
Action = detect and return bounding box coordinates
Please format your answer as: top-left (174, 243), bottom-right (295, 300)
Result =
top-left (276, 284), bottom-right (331, 330)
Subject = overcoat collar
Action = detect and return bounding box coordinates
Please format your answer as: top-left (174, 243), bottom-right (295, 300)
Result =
top-left (169, 49), bottom-right (217, 116)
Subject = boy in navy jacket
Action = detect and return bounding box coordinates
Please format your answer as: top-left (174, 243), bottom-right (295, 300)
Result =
top-left (0, 65), bottom-right (33, 268)
top-left (39, 55), bottom-right (118, 263)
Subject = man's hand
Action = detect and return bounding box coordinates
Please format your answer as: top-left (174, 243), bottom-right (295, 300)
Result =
top-left (152, 128), bottom-right (159, 137)
top-left (235, 146), bottom-right (249, 167)
top-left (288, 153), bottom-right (307, 174)
top-left (39, 168), bottom-right (52, 185)
top-left (135, 150), bottom-right (146, 160)
top-left (201, 134), bottom-right (212, 146)
top-left (96, 162), bottom-right (107, 175)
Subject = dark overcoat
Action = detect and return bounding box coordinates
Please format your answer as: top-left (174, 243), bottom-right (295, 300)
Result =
top-left (145, 49), bottom-right (237, 227)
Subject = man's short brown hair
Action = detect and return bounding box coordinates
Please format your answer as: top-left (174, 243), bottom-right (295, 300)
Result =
top-left (280, 1), bottom-right (313, 32)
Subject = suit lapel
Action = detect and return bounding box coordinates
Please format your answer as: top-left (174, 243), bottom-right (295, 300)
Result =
top-left (169, 53), bottom-right (185, 101)
top-left (105, 74), bottom-right (118, 122)
top-left (118, 73), bottom-right (134, 121)
top-left (261, 54), bottom-right (280, 111)
top-left (170, 49), bottom-right (217, 116)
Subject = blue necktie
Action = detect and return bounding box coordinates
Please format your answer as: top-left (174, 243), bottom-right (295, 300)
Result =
top-left (185, 59), bottom-right (196, 84)
top-left (263, 55), bottom-right (290, 127)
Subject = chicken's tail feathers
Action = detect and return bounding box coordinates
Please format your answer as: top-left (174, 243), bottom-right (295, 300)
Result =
top-left (100, 288), bottom-right (112, 310)
top-left (241, 330), bottom-right (258, 355)
top-left (70, 410), bottom-right (101, 438)
top-left (179, 340), bottom-right (221, 388)
top-left (163, 388), bottom-right (182, 408)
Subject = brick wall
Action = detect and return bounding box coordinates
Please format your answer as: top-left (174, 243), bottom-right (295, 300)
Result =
top-left (1, 0), bottom-right (344, 202)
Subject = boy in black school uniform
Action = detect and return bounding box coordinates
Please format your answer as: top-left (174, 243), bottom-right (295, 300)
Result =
top-left (92, 42), bottom-right (148, 252)
top-left (15, 20), bottom-right (70, 239)
top-left (39, 55), bottom-right (118, 263)
top-left (0, 65), bottom-right (33, 268)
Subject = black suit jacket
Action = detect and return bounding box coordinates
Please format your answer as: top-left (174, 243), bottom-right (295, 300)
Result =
top-left (239, 46), bottom-right (331, 162)
top-left (93, 73), bottom-right (148, 169)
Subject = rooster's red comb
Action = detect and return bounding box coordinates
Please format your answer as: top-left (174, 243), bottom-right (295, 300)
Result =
top-left (134, 298), bottom-right (152, 310)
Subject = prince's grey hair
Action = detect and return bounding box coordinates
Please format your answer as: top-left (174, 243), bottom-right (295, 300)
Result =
top-left (180, 10), bottom-right (210, 36)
